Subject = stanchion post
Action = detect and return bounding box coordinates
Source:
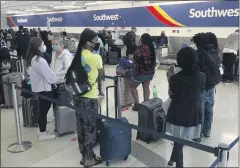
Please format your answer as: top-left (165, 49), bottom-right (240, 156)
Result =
top-left (7, 83), bottom-right (32, 153)
top-left (217, 143), bottom-right (229, 167)
top-left (116, 76), bottom-right (122, 118)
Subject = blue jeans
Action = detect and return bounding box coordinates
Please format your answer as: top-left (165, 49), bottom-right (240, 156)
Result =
top-left (201, 88), bottom-right (215, 136)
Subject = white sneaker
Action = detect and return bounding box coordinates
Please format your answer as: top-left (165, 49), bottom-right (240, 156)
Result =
top-left (38, 131), bottom-right (56, 141)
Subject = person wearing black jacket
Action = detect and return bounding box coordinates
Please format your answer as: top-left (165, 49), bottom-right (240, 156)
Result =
top-left (166, 47), bottom-right (205, 168)
top-left (192, 33), bottom-right (221, 143)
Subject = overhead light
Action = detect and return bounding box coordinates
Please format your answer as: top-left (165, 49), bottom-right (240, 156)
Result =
top-left (71, 1), bottom-right (76, 5)
top-left (1, 1), bottom-right (6, 3)
top-left (6, 10), bottom-right (29, 14)
top-left (53, 5), bottom-right (74, 9)
top-left (85, 1), bottom-right (115, 6)
top-left (24, 8), bottom-right (45, 12)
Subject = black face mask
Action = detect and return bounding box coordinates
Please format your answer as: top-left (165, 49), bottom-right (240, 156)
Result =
top-left (93, 42), bottom-right (100, 52)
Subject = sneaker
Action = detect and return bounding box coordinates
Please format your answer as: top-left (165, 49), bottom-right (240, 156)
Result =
top-left (132, 104), bottom-right (139, 111)
top-left (168, 160), bottom-right (174, 166)
top-left (39, 131), bottom-right (56, 141)
top-left (203, 134), bottom-right (210, 139)
top-left (192, 138), bottom-right (201, 143)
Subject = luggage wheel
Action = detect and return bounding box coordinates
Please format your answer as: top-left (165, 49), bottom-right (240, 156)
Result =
top-left (106, 161), bottom-right (110, 166)
top-left (124, 156), bottom-right (128, 160)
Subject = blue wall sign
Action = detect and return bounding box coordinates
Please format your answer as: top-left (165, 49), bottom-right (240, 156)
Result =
top-left (7, 1), bottom-right (239, 27)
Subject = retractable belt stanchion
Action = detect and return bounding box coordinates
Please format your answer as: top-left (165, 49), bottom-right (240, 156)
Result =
top-left (217, 143), bottom-right (229, 167)
top-left (7, 83), bottom-right (32, 153)
top-left (116, 76), bottom-right (122, 118)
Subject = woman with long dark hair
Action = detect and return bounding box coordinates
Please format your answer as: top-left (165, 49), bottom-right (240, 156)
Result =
top-left (130, 33), bottom-right (156, 111)
top-left (65, 28), bottom-right (103, 167)
top-left (26, 37), bottom-right (57, 141)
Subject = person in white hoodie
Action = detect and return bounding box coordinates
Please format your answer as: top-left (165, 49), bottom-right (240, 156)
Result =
top-left (26, 37), bottom-right (57, 141)
top-left (51, 36), bottom-right (73, 116)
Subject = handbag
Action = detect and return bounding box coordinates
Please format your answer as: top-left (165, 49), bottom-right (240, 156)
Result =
top-left (56, 83), bottom-right (73, 106)
top-left (70, 71), bottom-right (92, 96)
top-left (162, 97), bottom-right (172, 114)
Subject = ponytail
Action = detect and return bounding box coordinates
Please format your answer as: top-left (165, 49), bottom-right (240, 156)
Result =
top-left (65, 42), bottom-right (88, 85)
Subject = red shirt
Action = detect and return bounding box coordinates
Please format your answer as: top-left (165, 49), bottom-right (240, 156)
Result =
top-left (133, 44), bottom-right (155, 75)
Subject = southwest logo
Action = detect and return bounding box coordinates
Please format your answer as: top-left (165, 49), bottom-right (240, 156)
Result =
top-left (17, 18), bottom-right (28, 23)
top-left (93, 13), bottom-right (121, 21)
top-left (189, 7), bottom-right (239, 18)
top-left (47, 17), bottom-right (64, 23)
top-left (146, 5), bottom-right (185, 27)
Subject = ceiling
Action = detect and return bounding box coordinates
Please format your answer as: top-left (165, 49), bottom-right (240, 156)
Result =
top-left (1, 1), bottom-right (119, 15)
top-left (1, 1), bottom-right (206, 16)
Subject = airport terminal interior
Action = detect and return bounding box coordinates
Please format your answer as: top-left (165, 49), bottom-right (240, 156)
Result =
top-left (1, 1), bottom-right (239, 167)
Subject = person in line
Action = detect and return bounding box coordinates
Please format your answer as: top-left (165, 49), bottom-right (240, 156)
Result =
top-left (166, 47), bottom-right (205, 168)
top-left (130, 33), bottom-right (156, 111)
top-left (192, 33), bottom-right (221, 142)
top-left (26, 37), bottom-right (57, 141)
top-left (65, 28), bottom-right (104, 167)
top-left (206, 32), bottom-right (220, 54)
top-left (157, 31), bottom-right (168, 47)
top-left (222, 29), bottom-right (239, 83)
top-left (51, 36), bottom-right (73, 117)
top-left (0, 47), bottom-right (11, 108)
top-left (125, 27), bottom-right (137, 58)
top-left (41, 30), bottom-right (53, 55)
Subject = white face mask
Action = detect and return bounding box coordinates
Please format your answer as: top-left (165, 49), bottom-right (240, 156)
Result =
top-left (39, 45), bottom-right (47, 53)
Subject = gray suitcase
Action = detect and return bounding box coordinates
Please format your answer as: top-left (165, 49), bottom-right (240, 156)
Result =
top-left (136, 98), bottom-right (166, 144)
top-left (2, 72), bottom-right (23, 107)
top-left (55, 106), bottom-right (76, 136)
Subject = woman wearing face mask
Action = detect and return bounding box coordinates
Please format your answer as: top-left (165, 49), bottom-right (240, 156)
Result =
top-left (66, 28), bottom-right (104, 167)
top-left (51, 36), bottom-right (73, 118)
top-left (26, 37), bottom-right (57, 141)
top-left (130, 33), bottom-right (156, 111)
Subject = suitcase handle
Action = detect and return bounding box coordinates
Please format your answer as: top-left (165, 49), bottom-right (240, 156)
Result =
top-left (106, 85), bottom-right (117, 118)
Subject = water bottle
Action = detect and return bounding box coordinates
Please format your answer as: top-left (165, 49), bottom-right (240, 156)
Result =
top-left (153, 85), bottom-right (158, 98)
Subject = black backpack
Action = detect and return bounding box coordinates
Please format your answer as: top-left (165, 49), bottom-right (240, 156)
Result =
top-left (123, 32), bottom-right (131, 45)
top-left (198, 48), bottom-right (221, 89)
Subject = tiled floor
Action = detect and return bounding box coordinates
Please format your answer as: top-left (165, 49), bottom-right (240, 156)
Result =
top-left (1, 65), bottom-right (239, 167)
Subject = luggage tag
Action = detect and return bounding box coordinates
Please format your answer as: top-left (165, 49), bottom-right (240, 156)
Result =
top-left (219, 66), bottom-right (223, 75)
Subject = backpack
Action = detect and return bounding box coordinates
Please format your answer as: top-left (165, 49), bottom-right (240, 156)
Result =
top-left (123, 32), bottom-right (131, 46)
top-left (198, 48), bottom-right (221, 89)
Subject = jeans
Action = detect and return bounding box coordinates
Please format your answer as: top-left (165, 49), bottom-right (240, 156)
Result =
top-left (201, 88), bottom-right (215, 136)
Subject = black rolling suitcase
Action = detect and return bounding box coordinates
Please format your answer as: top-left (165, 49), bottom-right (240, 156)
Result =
top-left (136, 98), bottom-right (166, 144)
top-left (22, 96), bottom-right (40, 127)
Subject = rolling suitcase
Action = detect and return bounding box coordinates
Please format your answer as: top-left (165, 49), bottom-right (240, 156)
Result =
top-left (2, 72), bottom-right (23, 108)
top-left (136, 98), bottom-right (166, 144)
top-left (22, 96), bottom-right (39, 127)
top-left (120, 78), bottom-right (135, 107)
top-left (99, 85), bottom-right (132, 166)
top-left (54, 106), bottom-right (76, 136)
top-left (108, 51), bottom-right (119, 65)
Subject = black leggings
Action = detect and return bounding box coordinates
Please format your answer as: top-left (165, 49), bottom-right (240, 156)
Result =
top-left (222, 53), bottom-right (237, 81)
top-left (170, 142), bottom-right (184, 168)
top-left (38, 91), bottom-right (54, 132)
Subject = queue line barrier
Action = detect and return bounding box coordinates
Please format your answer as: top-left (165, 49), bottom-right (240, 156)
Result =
top-left (1, 75), bottom-right (239, 167)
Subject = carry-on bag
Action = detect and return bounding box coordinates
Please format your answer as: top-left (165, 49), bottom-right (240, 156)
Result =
top-left (54, 106), bottom-right (76, 136)
top-left (99, 84), bottom-right (132, 166)
top-left (22, 96), bottom-right (39, 127)
top-left (136, 98), bottom-right (166, 144)
top-left (120, 78), bottom-right (135, 107)
top-left (2, 72), bottom-right (23, 107)
top-left (108, 51), bottom-right (119, 65)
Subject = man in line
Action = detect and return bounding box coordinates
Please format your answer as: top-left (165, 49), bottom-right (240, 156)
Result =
top-left (222, 29), bottom-right (239, 83)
